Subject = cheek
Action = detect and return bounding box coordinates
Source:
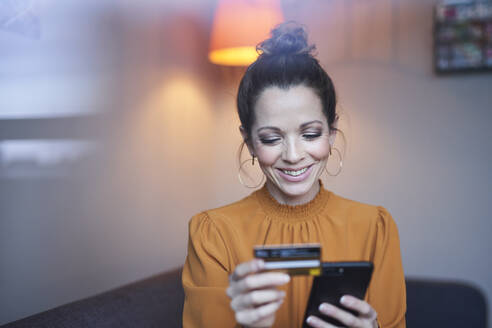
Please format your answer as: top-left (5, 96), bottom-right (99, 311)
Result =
top-left (306, 139), bottom-right (331, 160)
top-left (255, 146), bottom-right (281, 166)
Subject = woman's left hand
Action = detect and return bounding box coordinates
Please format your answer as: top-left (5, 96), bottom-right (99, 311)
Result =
top-left (306, 295), bottom-right (378, 328)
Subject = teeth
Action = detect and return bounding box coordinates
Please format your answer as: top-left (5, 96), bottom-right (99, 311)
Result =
top-left (282, 167), bottom-right (308, 176)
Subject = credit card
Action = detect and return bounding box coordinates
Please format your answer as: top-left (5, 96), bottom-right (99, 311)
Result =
top-left (253, 243), bottom-right (321, 276)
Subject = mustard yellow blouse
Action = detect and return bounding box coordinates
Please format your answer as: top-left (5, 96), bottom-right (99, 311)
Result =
top-left (182, 180), bottom-right (406, 327)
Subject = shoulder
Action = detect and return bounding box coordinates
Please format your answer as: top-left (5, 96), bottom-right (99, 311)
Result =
top-left (327, 192), bottom-right (398, 230)
top-left (188, 191), bottom-right (260, 230)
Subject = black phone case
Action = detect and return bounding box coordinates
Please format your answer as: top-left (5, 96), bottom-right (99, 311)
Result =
top-left (302, 262), bottom-right (374, 328)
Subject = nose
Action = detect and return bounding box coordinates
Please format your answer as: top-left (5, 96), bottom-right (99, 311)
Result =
top-left (282, 136), bottom-right (304, 164)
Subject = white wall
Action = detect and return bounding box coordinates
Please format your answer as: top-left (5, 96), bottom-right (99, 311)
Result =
top-left (1, 0), bottom-right (491, 325)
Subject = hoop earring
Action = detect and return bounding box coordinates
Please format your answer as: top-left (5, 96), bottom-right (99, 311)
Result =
top-left (325, 146), bottom-right (343, 177)
top-left (238, 158), bottom-right (265, 188)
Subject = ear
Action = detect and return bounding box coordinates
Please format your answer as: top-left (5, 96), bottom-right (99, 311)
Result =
top-left (328, 118), bottom-right (338, 146)
top-left (239, 126), bottom-right (255, 156)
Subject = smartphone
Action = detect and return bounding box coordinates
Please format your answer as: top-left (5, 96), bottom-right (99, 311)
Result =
top-left (302, 261), bottom-right (374, 328)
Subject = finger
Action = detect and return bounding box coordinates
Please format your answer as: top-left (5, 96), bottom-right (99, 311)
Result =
top-left (235, 298), bottom-right (284, 325)
top-left (340, 295), bottom-right (377, 320)
top-left (318, 303), bottom-right (361, 327)
top-left (305, 315), bottom-right (337, 328)
top-left (234, 272), bottom-right (290, 294)
top-left (229, 259), bottom-right (264, 282)
top-left (228, 272), bottom-right (289, 298)
top-left (231, 289), bottom-right (285, 311)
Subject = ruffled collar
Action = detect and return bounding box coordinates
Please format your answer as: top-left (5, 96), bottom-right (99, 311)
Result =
top-left (254, 179), bottom-right (332, 222)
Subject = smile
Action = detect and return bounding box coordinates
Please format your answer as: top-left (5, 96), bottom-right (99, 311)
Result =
top-left (281, 167), bottom-right (309, 176)
top-left (276, 164), bottom-right (315, 182)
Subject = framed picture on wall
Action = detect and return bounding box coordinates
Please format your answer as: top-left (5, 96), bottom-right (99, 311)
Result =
top-left (434, 1), bottom-right (492, 74)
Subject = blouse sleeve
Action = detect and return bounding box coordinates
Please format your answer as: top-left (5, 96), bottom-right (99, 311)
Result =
top-left (182, 211), bottom-right (238, 327)
top-left (367, 207), bottom-right (407, 328)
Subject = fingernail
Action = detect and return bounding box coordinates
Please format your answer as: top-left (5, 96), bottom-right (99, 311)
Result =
top-left (306, 316), bottom-right (315, 324)
top-left (340, 295), bottom-right (351, 305)
top-left (318, 303), bottom-right (333, 314)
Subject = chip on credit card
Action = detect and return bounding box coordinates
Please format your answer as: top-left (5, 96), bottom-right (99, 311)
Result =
top-left (253, 243), bottom-right (321, 276)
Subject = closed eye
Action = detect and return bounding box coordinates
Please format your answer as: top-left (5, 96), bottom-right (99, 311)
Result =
top-left (260, 138), bottom-right (281, 144)
top-left (303, 133), bottom-right (321, 139)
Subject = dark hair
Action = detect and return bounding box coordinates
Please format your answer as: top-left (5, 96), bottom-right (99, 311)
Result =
top-left (237, 21), bottom-right (339, 144)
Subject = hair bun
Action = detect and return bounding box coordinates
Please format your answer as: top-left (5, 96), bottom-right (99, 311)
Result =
top-left (257, 21), bottom-right (316, 56)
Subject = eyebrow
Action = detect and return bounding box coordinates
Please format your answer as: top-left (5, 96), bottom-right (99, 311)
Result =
top-left (300, 120), bottom-right (323, 128)
top-left (256, 120), bottom-right (323, 133)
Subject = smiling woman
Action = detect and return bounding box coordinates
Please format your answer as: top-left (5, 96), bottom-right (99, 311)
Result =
top-left (182, 21), bottom-right (406, 328)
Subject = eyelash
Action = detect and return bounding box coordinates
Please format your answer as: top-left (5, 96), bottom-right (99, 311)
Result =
top-left (303, 133), bottom-right (321, 139)
top-left (260, 138), bottom-right (280, 144)
top-left (260, 133), bottom-right (321, 144)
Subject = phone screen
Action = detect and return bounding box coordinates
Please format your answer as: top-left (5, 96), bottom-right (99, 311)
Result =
top-left (302, 262), bottom-right (374, 327)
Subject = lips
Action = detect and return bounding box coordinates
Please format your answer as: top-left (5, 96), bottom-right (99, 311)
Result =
top-left (280, 167), bottom-right (308, 176)
top-left (276, 164), bottom-right (314, 182)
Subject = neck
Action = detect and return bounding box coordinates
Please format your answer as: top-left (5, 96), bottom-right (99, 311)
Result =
top-left (265, 179), bottom-right (321, 206)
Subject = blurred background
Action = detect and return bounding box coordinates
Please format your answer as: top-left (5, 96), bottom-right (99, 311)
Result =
top-left (1, 0), bottom-right (491, 325)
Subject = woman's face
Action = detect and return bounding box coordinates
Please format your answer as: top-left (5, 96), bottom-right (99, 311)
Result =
top-left (241, 84), bottom-right (336, 204)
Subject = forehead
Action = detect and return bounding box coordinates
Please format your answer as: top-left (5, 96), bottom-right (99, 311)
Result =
top-left (253, 84), bottom-right (325, 129)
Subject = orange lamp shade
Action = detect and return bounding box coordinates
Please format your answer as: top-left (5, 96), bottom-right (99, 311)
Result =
top-left (208, 0), bottom-right (284, 66)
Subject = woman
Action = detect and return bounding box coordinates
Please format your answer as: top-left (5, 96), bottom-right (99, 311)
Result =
top-left (182, 21), bottom-right (406, 328)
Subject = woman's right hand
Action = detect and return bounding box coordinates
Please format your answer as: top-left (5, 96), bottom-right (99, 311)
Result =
top-left (227, 259), bottom-right (291, 328)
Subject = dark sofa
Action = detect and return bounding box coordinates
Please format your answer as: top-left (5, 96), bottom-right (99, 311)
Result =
top-left (2, 268), bottom-right (184, 328)
top-left (2, 267), bottom-right (487, 328)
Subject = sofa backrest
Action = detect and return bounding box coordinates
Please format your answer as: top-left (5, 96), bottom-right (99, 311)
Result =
top-left (406, 278), bottom-right (487, 328)
top-left (4, 267), bottom-right (184, 328)
top-left (4, 268), bottom-right (488, 328)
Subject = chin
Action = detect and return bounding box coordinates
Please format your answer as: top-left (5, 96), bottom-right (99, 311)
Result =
top-left (276, 177), bottom-right (318, 197)
top-left (265, 164), bottom-right (323, 199)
